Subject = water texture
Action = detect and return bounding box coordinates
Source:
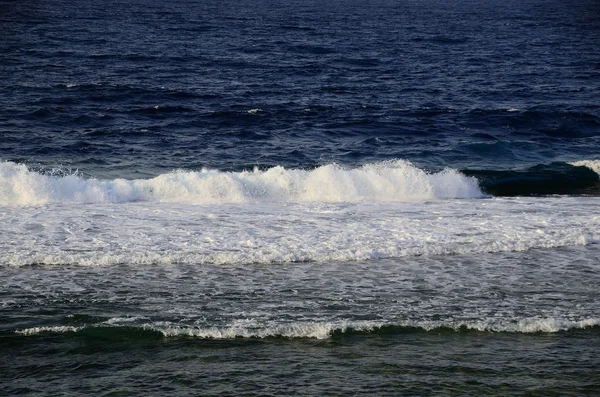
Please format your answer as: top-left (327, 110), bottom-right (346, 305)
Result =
top-left (1, 0), bottom-right (600, 395)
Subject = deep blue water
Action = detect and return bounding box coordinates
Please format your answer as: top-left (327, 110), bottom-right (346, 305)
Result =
top-left (1, 0), bottom-right (600, 395)
top-left (2, 0), bottom-right (599, 178)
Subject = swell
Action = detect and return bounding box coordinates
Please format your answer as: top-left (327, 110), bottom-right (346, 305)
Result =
top-left (463, 161), bottom-right (600, 196)
top-left (10, 318), bottom-right (600, 340)
top-left (1, 159), bottom-right (599, 206)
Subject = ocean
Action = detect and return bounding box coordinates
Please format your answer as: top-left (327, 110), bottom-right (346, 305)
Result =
top-left (1, 0), bottom-right (599, 395)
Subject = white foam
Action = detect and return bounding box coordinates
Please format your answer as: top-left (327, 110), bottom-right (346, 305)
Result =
top-left (145, 318), bottom-right (600, 339)
top-left (412, 318), bottom-right (600, 333)
top-left (15, 326), bottom-right (82, 335)
top-left (2, 160), bottom-right (600, 268)
top-left (104, 316), bottom-right (150, 325)
top-left (570, 160), bottom-right (600, 176)
top-left (1, 194), bottom-right (599, 267)
top-left (142, 320), bottom-right (374, 339)
top-left (0, 160), bottom-right (482, 206)
top-left (12, 318), bottom-right (600, 338)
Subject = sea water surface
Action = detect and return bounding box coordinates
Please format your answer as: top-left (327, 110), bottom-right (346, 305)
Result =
top-left (1, 0), bottom-right (600, 395)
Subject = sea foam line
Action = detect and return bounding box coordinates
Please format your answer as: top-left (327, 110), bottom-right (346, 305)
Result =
top-left (14, 318), bottom-right (600, 338)
top-left (15, 326), bottom-right (83, 335)
top-left (3, 229), bottom-right (598, 268)
top-left (145, 318), bottom-right (600, 339)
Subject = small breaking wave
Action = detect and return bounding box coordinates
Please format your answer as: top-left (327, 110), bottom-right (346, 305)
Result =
top-left (15, 326), bottom-right (83, 335)
top-left (141, 318), bottom-right (600, 338)
top-left (13, 318), bottom-right (600, 339)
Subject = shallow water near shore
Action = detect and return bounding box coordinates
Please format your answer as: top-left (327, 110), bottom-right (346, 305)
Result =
top-left (2, 246), bottom-right (600, 395)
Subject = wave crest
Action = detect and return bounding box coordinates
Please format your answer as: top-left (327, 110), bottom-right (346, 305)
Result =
top-left (14, 318), bottom-right (600, 339)
top-left (570, 160), bottom-right (600, 176)
top-left (0, 160), bottom-right (482, 206)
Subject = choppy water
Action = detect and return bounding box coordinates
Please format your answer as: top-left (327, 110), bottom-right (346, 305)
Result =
top-left (1, 0), bottom-right (600, 395)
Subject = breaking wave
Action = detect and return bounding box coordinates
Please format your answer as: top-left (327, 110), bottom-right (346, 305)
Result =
top-left (570, 160), bottom-right (600, 176)
top-left (2, 159), bottom-right (600, 206)
top-left (13, 318), bottom-right (600, 340)
top-left (0, 159), bottom-right (482, 206)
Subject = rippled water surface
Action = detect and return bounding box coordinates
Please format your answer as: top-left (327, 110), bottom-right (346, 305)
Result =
top-left (2, 0), bottom-right (599, 176)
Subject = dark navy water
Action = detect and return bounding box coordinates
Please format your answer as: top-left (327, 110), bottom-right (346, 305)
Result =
top-left (1, 0), bottom-right (600, 395)
top-left (2, 0), bottom-right (599, 178)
